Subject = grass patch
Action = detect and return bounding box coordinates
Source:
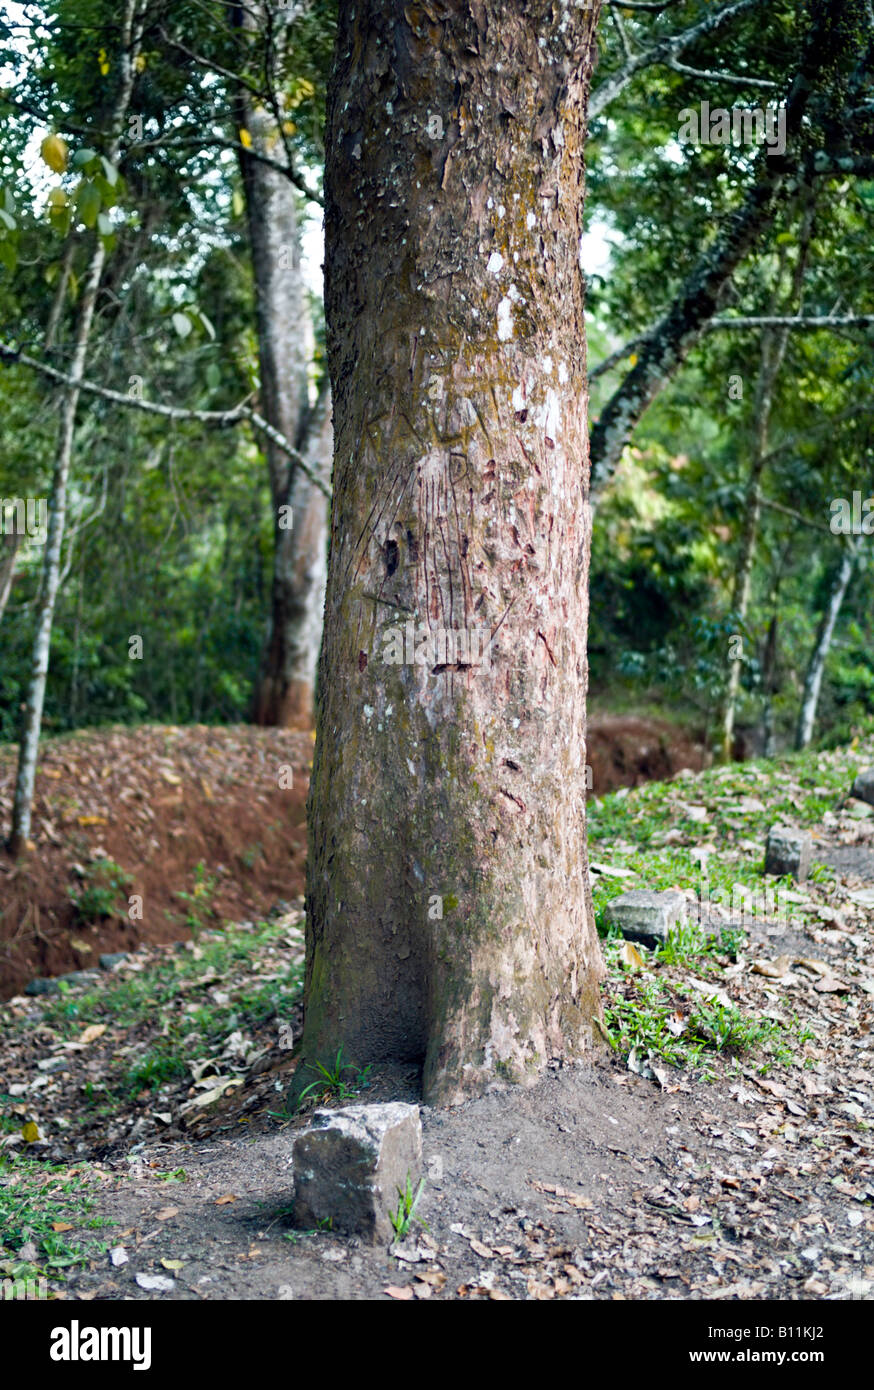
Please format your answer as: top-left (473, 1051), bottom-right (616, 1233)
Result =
top-left (295, 1047), bottom-right (373, 1108)
top-left (0, 1153), bottom-right (111, 1285)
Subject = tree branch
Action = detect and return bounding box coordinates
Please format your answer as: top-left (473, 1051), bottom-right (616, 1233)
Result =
top-left (0, 342), bottom-right (332, 500)
top-left (706, 313), bottom-right (874, 331)
top-left (590, 0), bottom-right (770, 120)
top-left (758, 495), bottom-right (833, 534)
top-left (666, 57), bottom-right (777, 91)
top-left (588, 0), bottom-right (862, 502)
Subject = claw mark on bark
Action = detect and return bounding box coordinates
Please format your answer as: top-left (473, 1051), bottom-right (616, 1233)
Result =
top-left (499, 788), bottom-right (526, 813)
top-left (537, 629), bottom-right (557, 666)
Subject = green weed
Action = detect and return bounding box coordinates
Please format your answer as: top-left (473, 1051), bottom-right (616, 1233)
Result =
top-left (389, 1174), bottom-right (428, 1241)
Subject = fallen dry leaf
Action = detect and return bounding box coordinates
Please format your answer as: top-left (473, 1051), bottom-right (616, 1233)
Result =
top-left (469, 1238), bottom-right (494, 1259)
top-left (79, 1024), bottom-right (107, 1045)
top-left (619, 941), bottom-right (645, 969)
top-left (752, 956), bottom-right (791, 979)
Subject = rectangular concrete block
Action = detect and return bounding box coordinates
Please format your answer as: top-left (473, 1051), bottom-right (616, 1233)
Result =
top-left (604, 889), bottom-right (687, 949)
top-left (764, 825), bottom-right (812, 882)
top-left (293, 1102), bottom-right (423, 1243)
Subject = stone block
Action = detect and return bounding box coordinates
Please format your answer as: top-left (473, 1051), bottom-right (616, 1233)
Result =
top-left (604, 889), bottom-right (687, 949)
top-left (293, 1102), bottom-right (423, 1243)
top-left (764, 825), bottom-right (812, 882)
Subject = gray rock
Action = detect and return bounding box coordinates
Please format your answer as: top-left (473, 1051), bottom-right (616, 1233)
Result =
top-left (58, 970), bottom-right (99, 987)
top-left (604, 889), bottom-right (687, 949)
top-left (850, 768), bottom-right (874, 807)
top-left (25, 977), bottom-right (60, 996)
top-left (294, 1102), bottom-right (423, 1244)
top-left (99, 952), bottom-right (128, 970)
top-left (764, 825), bottom-right (812, 882)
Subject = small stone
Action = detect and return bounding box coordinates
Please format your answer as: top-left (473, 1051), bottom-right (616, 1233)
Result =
top-left (293, 1102), bottom-right (423, 1244)
top-left (134, 1272), bottom-right (175, 1292)
top-left (99, 952), bottom-right (128, 970)
top-left (850, 768), bottom-right (874, 807)
top-left (764, 825), bottom-right (812, 882)
top-left (604, 890), bottom-right (687, 949)
top-left (25, 977), bottom-right (60, 996)
top-left (59, 970), bottom-right (99, 987)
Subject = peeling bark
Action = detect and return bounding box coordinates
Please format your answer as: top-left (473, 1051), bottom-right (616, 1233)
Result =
top-left (293, 0), bottom-right (606, 1109)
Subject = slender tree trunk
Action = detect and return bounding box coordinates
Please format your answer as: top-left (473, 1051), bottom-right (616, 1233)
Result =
top-left (235, 1), bottom-right (325, 728)
top-left (264, 387), bottom-right (333, 727)
top-left (7, 0), bottom-right (144, 855)
top-left (795, 538), bottom-right (860, 750)
top-left (760, 609), bottom-right (779, 758)
top-left (718, 333), bottom-right (780, 762)
top-left (292, 0), bottom-right (605, 1109)
top-left (718, 201), bottom-right (813, 761)
top-left (0, 532), bottom-right (19, 624)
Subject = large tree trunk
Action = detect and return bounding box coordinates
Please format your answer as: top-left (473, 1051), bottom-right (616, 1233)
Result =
top-left (795, 538), bottom-right (860, 750)
top-left (7, 0), bottom-right (144, 856)
top-left (292, 0), bottom-right (605, 1109)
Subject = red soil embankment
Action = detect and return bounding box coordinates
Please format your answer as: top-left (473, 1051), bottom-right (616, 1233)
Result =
top-left (0, 726), bottom-right (311, 1000)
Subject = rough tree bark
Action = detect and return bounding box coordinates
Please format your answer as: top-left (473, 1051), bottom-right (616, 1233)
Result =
top-left (795, 537), bottom-right (861, 750)
top-left (7, 0), bottom-right (145, 856)
top-left (292, 0), bottom-right (606, 1108)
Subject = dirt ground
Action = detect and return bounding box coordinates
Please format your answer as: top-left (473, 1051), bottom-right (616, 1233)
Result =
top-left (3, 856), bottom-right (871, 1302)
top-left (0, 726), bottom-right (311, 999)
top-left (37, 1042), bottom-right (872, 1303)
top-left (2, 726), bottom-right (872, 1302)
top-left (586, 714), bottom-right (710, 793)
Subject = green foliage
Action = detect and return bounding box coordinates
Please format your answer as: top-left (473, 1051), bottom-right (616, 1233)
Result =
top-left (120, 1043), bottom-right (189, 1096)
top-left (68, 858), bottom-right (132, 923)
top-left (171, 861), bottom-right (219, 940)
